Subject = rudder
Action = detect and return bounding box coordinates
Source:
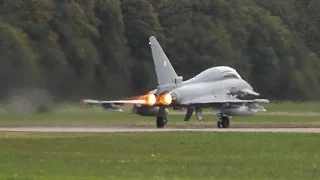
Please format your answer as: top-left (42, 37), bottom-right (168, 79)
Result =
top-left (149, 36), bottom-right (179, 86)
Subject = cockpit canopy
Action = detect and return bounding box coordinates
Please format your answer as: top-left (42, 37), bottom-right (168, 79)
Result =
top-left (215, 66), bottom-right (242, 79)
top-left (182, 66), bottom-right (243, 85)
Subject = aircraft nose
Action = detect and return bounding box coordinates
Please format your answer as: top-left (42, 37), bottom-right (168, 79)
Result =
top-left (244, 80), bottom-right (253, 90)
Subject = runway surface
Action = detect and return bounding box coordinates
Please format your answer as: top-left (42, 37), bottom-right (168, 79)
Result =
top-left (1, 127), bottom-right (320, 133)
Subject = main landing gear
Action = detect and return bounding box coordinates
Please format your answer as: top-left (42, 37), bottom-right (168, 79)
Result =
top-left (155, 107), bottom-right (230, 129)
top-left (217, 112), bottom-right (230, 128)
top-left (156, 106), bottom-right (168, 128)
top-left (156, 116), bottom-right (167, 128)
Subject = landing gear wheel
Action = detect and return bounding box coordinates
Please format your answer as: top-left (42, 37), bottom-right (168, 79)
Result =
top-left (163, 119), bottom-right (168, 125)
top-left (156, 106), bottom-right (168, 128)
top-left (156, 116), bottom-right (166, 128)
top-left (217, 116), bottom-right (230, 128)
top-left (221, 116), bottom-right (230, 128)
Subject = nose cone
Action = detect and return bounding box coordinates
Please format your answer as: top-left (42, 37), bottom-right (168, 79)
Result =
top-left (243, 80), bottom-right (253, 90)
top-left (242, 80), bottom-right (260, 96)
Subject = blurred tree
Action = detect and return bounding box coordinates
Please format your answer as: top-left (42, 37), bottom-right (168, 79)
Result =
top-left (0, 0), bottom-right (319, 101)
top-left (0, 21), bottom-right (38, 98)
top-left (121, 0), bottom-right (164, 93)
top-left (93, 0), bottom-right (133, 98)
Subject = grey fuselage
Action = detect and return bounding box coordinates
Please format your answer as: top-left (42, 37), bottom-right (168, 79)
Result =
top-left (171, 67), bottom-right (251, 101)
top-left (165, 66), bottom-right (259, 115)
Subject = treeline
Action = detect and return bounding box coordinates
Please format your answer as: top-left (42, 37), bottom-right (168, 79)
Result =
top-left (0, 0), bottom-right (320, 101)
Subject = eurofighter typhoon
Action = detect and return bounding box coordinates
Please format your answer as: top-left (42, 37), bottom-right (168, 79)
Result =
top-left (82, 36), bottom-right (269, 128)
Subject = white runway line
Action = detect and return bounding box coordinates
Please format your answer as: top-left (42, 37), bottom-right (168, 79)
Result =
top-left (0, 127), bottom-right (320, 133)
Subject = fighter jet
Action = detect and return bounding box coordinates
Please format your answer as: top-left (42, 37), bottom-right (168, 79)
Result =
top-left (82, 36), bottom-right (269, 128)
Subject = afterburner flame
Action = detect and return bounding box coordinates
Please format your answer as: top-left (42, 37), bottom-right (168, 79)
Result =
top-left (145, 94), bottom-right (156, 105)
top-left (159, 93), bottom-right (172, 105)
top-left (131, 92), bottom-right (172, 106)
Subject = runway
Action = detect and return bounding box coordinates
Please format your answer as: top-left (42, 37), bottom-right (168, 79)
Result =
top-left (1, 127), bottom-right (320, 133)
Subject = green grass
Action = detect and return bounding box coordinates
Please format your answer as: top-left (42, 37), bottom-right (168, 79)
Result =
top-left (54, 101), bottom-right (320, 113)
top-left (0, 132), bottom-right (319, 179)
top-left (0, 102), bottom-right (320, 127)
top-left (0, 109), bottom-right (319, 127)
top-left (0, 111), bottom-right (320, 127)
top-left (262, 101), bottom-right (320, 113)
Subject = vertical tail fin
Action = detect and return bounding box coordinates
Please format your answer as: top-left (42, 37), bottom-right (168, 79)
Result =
top-left (149, 36), bottom-right (180, 86)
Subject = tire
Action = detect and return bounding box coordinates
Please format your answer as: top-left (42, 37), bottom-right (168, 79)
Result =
top-left (221, 116), bottom-right (230, 128)
top-left (156, 116), bottom-right (165, 128)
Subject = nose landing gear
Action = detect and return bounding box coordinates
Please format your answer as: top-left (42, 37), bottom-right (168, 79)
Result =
top-left (217, 112), bottom-right (230, 128)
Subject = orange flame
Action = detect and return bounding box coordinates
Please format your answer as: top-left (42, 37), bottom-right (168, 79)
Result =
top-left (134, 93), bottom-right (156, 106)
top-left (128, 92), bottom-right (172, 106)
top-left (145, 94), bottom-right (157, 105)
top-left (158, 93), bottom-right (172, 105)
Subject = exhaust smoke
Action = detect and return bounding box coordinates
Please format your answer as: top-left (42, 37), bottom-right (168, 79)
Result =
top-left (5, 88), bottom-right (54, 113)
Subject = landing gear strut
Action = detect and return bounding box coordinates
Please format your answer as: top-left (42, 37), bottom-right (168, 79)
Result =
top-left (156, 106), bottom-right (168, 128)
top-left (217, 113), bottom-right (230, 128)
top-left (195, 108), bottom-right (203, 121)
